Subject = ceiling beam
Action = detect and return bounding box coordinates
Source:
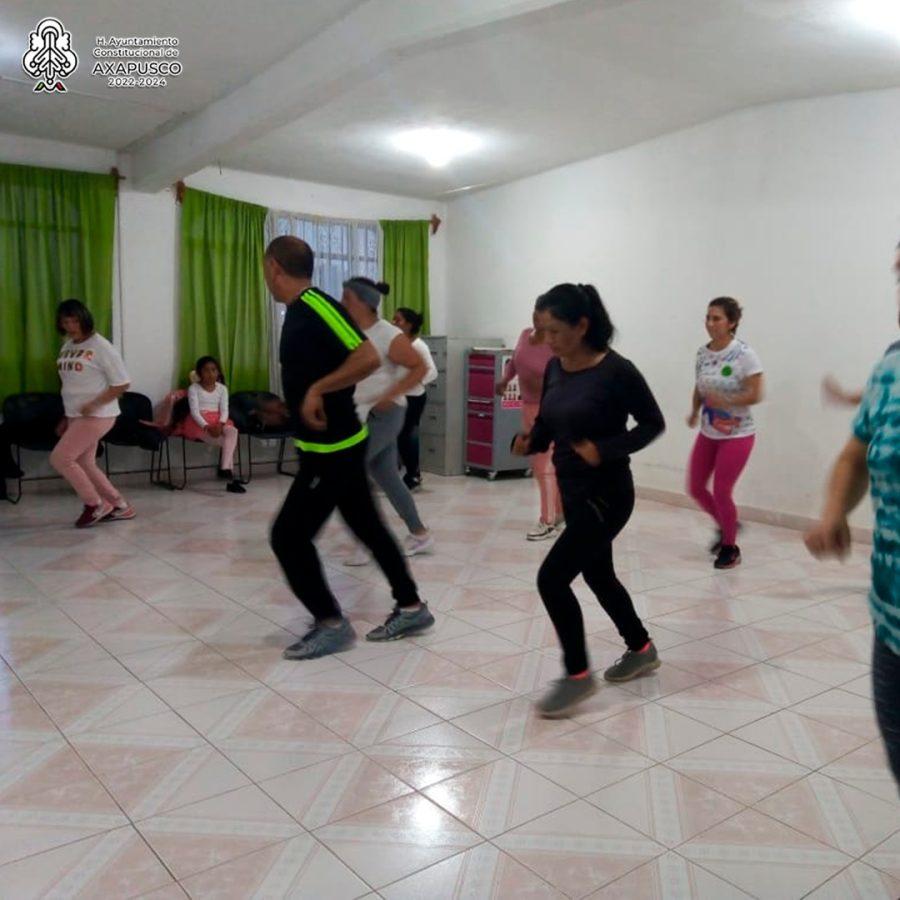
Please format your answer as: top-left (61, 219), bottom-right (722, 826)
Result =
top-left (128, 0), bottom-right (591, 191)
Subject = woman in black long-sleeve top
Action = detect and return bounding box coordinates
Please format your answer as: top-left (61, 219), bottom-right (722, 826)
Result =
top-left (513, 283), bottom-right (666, 717)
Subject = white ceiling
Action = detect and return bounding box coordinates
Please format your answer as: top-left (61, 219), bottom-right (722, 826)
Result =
top-left (2, 0), bottom-right (900, 198)
top-left (0, 0), bottom-right (364, 146)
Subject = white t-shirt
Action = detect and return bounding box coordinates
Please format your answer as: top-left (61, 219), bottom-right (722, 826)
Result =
top-left (354, 319), bottom-right (408, 421)
top-left (188, 382), bottom-right (229, 427)
top-left (695, 339), bottom-right (763, 439)
top-left (57, 333), bottom-right (130, 418)
top-left (406, 337), bottom-right (438, 398)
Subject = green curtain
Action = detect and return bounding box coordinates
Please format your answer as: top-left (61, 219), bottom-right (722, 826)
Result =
top-left (379, 219), bottom-right (430, 334)
top-left (0, 163), bottom-right (116, 400)
top-left (178, 188), bottom-right (268, 391)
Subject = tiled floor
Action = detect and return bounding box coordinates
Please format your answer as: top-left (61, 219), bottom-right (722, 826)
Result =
top-left (1, 471), bottom-right (898, 899)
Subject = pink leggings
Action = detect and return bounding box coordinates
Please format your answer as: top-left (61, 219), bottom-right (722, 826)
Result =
top-left (687, 433), bottom-right (755, 545)
top-left (50, 417), bottom-right (124, 508)
top-left (522, 402), bottom-right (562, 525)
top-left (192, 424), bottom-right (238, 471)
top-left (179, 411), bottom-right (237, 471)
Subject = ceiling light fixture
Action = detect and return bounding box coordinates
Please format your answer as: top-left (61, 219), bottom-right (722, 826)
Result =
top-left (391, 127), bottom-right (481, 168)
top-left (850, 0), bottom-right (900, 40)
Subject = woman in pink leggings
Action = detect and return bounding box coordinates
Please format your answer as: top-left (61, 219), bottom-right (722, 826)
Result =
top-left (498, 313), bottom-right (563, 540)
top-left (51, 300), bottom-right (135, 528)
top-left (687, 298), bottom-right (764, 569)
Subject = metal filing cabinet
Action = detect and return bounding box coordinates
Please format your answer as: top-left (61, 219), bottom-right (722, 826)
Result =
top-left (420, 336), bottom-right (503, 475)
top-left (464, 347), bottom-right (530, 480)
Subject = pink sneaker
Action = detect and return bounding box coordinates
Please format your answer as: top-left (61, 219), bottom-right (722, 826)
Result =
top-left (75, 501), bottom-right (113, 529)
top-left (103, 503), bottom-right (136, 522)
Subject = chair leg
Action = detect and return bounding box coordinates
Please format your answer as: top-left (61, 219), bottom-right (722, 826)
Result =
top-left (151, 438), bottom-right (182, 490)
top-left (6, 446), bottom-right (23, 504)
top-left (277, 437), bottom-right (293, 476)
top-left (173, 438), bottom-right (187, 490)
top-left (151, 447), bottom-right (161, 486)
top-left (104, 443), bottom-right (111, 477)
top-left (236, 434), bottom-right (246, 484)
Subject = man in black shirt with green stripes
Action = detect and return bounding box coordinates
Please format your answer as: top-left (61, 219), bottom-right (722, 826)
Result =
top-left (264, 236), bottom-right (433, 659)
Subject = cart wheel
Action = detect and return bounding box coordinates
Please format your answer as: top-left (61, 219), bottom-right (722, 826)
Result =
top-left (488, 471), bottom-right (497, 481)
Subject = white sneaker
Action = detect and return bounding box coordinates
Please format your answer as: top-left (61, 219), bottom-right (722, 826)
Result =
top-left (404, 532), bottom-right (434, 557)
top-left (526, 521), bottom-right (556, 541)
top-left (343, 547), bottom-right (371, 567)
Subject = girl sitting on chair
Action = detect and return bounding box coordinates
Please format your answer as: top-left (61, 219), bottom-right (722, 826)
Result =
top-left (179, 356), bottom-right (245, 494)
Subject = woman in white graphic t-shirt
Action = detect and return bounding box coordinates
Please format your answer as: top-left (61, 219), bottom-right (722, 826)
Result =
top-left (686, 297), bottom-right (764, 570)
top-left (50, 299), bottom-right (135, 528)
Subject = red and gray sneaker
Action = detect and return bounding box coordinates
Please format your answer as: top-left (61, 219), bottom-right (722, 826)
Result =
top-left (75, 502), bottom-right (113, 528)
top-left (103, 503), bottom-right (136, 522)
top-left (714, 545), bottom-right (742, 569)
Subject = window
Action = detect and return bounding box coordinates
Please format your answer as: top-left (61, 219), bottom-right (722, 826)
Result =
top-left (265, 211), bottom-right (380, 391)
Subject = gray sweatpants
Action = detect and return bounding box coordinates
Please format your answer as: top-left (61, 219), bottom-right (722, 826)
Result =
top-left (366, 404), bottom-right (426, 534)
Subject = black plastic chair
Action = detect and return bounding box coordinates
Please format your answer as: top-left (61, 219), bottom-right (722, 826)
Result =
top-left (2, 392), bottom-right (64, 504)
top-left (229, 391), bottom-right (295, 483)
top-left (102, 391), bottom-right (174, 488)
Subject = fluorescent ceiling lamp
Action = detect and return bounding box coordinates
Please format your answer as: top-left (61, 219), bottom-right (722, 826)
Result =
top-left (391, 127), bottom-right (481, 168)
top-left (850, 0), bottom-right (900, 40)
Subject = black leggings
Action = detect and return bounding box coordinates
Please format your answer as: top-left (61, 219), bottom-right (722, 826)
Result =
top-left (537, 473), bottom-right (649, 675)
top-left (873, 637), bottom-right (900, 795)
top-left (270, 443), bottom-right (420, 622)
top-left (398, 394), bottom-right (427, 480)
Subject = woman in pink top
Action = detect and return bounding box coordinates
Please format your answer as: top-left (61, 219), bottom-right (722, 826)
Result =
top-left (497, 313), bottom-right (562, 540)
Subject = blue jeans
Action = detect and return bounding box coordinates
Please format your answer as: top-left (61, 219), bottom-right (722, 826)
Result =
top-left (873, 636), bottom-right (900, 794)
top-left (366, 405), bottom-right (426, 534)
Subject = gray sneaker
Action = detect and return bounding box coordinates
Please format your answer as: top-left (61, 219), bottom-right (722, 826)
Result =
top-left (366, 604), bottom-right (435, 642)
top-left (603, 642), bottom-right (660, 683)
top-left (536, 674), bottom-right (598, 718)
top-left (282, 619), bottom-right (356, 660)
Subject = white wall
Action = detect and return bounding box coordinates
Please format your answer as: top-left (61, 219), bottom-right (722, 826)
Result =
top-left (0, 132), bottom-right (116, 173)
top-left (448, 88), bottom-right (900, 524)
top-left (0, 133), bottom-right (448, 406)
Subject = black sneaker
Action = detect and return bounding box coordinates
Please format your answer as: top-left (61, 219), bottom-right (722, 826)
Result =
top-left (366, 604), bottom-right (435, 641)
top-left (711, 524), bottom-right (742, 555)
top-left (218, 468), bottom-right (233, 480)
top-left (226, 480), bottom-right (246, 494)
top-left (604, 642), bottom-right (660, 683)
top-left (282, 619), bottom-right (356, 659)
top-left (536, 674), bottom-right (598, 718)
top-left (714, 545), bottom-right (741, 569)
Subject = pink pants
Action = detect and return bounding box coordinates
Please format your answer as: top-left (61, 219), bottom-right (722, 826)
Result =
top-left (50, 417), bottom-right (124, 508)
top-left (687, 432), bottom-right (755, 545)
top-left (522, 402), bottom-right (562, 525)
top-left (179, 411), bottom-right (238, 471)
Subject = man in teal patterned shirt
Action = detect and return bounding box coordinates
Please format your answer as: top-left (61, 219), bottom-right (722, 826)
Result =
top-left (806, 243), bottom-right (900, 791)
